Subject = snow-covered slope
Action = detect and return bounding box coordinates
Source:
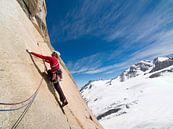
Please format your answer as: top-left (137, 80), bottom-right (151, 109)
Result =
top-left (80, 57), bottom-right (173, 129)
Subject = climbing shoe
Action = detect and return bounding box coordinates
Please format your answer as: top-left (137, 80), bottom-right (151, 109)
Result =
top-left (61, 99), bottom-right (68, 107)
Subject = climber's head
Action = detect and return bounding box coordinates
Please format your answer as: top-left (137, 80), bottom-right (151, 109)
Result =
top-left (51, 51), bottom-right (60, 58)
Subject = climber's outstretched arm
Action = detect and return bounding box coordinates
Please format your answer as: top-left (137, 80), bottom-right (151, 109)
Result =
top-left (26, 49), bottom-right (51, 62)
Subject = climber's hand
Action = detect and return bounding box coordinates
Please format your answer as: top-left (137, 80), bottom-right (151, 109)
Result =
top-left (26, 49), bottom-right (32, 53)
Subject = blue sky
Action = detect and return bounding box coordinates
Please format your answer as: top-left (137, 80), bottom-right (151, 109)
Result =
top-left (46, 0), bottom-right (173, 87)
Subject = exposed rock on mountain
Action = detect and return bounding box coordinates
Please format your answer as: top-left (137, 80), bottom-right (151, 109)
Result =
top-left (119, 60), bottom-right (153, 82)
top-left (17, 0), bottom-right (50, 47)
top-left (150, 57), bottom-right (173, 73)
top-left (118, 57), bottom-right (173, 82)
top-left (81, 57), bottom-right (173, 129)
top-left (80, 80), bottom-right (96, 92)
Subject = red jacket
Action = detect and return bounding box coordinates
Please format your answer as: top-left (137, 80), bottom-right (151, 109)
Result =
top-left (31, 52), bottom-right (60, 73)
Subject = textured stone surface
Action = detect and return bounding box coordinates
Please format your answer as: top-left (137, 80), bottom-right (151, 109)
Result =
top-left (17, 0), bottom-right (48, 40)
top-left (17, 0), bottom-right (39, 17)
top-left (0, 0), bottom-right (103, 129)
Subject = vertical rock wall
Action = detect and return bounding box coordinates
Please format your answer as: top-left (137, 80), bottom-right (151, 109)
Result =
top-left (0, 0), bottom-right (103, 129)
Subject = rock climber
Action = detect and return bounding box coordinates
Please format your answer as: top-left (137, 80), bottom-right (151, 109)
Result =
top-left (26, 49), bottom-right (68, 107)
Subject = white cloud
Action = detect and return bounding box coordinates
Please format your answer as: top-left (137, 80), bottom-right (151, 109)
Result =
top-left (51, 0), bottom-right (147, 42)
top-left (51, 0), bottom-right (173, 53)
top-left (54, 0), bottom-right (173, 75)
top-left (67, 53), bottom-right (105, 74)
top-left (70, 29), bottom-right (173, 75)
top-left (130, 29), bottom-right (173, 60)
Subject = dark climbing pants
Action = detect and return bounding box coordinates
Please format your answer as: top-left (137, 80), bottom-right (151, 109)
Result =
top-left (53, 82), bottom-right (66, 102)
top-left (47, 69), bottom-right (66, 102)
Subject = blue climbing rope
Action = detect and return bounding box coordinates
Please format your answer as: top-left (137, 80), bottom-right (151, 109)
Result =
top-left (0, 78), bottom-right (43, 112)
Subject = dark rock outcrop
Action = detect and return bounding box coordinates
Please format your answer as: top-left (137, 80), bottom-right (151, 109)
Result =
top-left (120, 61), bottom-right (152, 82)
top-left (150, 57), bottom-right (173, 73)
top-left (149, 68), bottom-right (173, 78)
top-left (17, 0), bottom-right (50, 45)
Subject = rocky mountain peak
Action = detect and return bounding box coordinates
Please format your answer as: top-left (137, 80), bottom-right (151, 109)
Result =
top-left (80, 80), bottom-right (96, 92)
top-left (119, 60), bottom-right (153, 82)
top-left (153, 57), bottom-right (170, 63)
top-left (150, 56), bottom-right (173, 73)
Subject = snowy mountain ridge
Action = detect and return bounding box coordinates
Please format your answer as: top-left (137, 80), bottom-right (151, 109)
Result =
top-left (80, 56), bottom-right (173, 129)
top-left (118, 60), bottom-right (153, 82)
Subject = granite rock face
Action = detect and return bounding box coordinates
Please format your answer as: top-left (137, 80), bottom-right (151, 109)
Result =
top-left (0, 0), bottom-right (103, 129)
top-left (17, 0), bottom-right (49, 43)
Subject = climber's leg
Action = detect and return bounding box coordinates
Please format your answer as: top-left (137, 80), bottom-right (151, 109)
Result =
top-left (47, 69), bottom-right (52, 81)
top-left (54, 82), bottom-right (68, 106)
